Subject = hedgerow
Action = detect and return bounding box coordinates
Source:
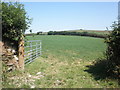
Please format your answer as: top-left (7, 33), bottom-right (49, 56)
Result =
top-left (105, 22), bottom-right (120, 80)
top-left (48, 31), bottom-right (107, 38)
top-left (2, 2), bottom-right (31, 41)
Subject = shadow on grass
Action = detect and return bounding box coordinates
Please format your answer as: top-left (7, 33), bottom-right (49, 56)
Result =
top-left (84, 58), bottom-right (118, 81)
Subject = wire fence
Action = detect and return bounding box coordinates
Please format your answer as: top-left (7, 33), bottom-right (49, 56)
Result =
top-left (24, 40), bottom-right (42, 64)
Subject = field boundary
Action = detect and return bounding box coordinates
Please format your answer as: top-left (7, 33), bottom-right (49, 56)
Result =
top-left (24, 40), bottom-right (42, 64)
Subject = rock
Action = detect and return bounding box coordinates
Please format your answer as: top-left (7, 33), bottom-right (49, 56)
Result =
top-left (12, 49), bottom-right (16, 54)
top-left (13, 55), bottom-right (18, 61)
top-left (2, 41), bottom-right (19, 72)
top-left (31, 85), bottom-right (35, 88)
top-left (6, 48), bottom-right (16, 55)
top-left (28, 74), bottom-right (32, 78)
top-left (54, 80), bottom-right (62, 86)
top-left (7, 48), bottom-right (11, 52)
top-left (36, 72), bottom-right (42, 75)
top-left (7, 49), bottom-right (12, 54)
top-left (7, 67), bottom-right (13, 71)
top-left (6, 62), bottom-right (14, 66)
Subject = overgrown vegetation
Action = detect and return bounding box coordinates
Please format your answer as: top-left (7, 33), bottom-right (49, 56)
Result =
top-left (48, 31), bottom-right (107, 38)
top-left (87, 21), bottom-right (120, 85)
top-left (2, 2), bottom-right (31, 88)
top-left (105, 22), bottom-right (120, 81)
top-left (2, 2), bottom-right (31, 41)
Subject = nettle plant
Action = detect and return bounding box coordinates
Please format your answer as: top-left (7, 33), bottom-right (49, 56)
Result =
top-left (105, 21), bottom-right (120, 78)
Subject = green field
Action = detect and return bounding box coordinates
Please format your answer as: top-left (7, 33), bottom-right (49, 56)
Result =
top-left (4, 35), bottom-right (119, 88)
top-left (24, 35), bottom-right (118, 88)
top-left (27, 35), bottom-right (106, 61)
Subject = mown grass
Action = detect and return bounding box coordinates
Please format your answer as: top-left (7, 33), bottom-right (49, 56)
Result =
top-left (3, 35), bottom-right (119, 88)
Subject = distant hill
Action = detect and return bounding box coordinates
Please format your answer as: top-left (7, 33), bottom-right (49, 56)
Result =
top-left (47, 30), bottom-right (110, 38)
top-left (66, 30), bottom-right (110, 35)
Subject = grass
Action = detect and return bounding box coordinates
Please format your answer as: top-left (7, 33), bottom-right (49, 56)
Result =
top-left (3, 35), bottom-right (119, 88)
top-left (27, 35), bottom-right (106, 61)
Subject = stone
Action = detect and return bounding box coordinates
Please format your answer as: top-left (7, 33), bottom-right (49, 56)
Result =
top-left (31, 85), bottom-right (35, 88)
top-left (7, 67), bottom-right (13, 71)
top-left (28, 74), bottom-right (32, 78)
top-left (13, 55), bottom-right (19, 61)
top-left (6, 62), bottom-right (14, 66)
top-left (2, 41), bottom-right (19, 72)
top-left (12, 49), bottom-right (16, 54)
top-left (36, 72), bottom-right (42, 75)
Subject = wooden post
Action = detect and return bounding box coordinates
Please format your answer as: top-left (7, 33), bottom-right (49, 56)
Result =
top-left (18, 35), bottom-right (24, 70)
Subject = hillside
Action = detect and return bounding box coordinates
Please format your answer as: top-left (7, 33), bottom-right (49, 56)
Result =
top-left (65, 30), bottom-right (110, 35)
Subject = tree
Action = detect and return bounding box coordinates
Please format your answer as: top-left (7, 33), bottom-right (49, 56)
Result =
top-left (37, 31), bottom-right (42, 35)
top-left (48, 31), bottom-right (54, 35)
top-left (2, 2), bottom-right (31, 41)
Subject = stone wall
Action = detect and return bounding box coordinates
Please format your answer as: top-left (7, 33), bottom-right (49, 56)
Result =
top-left (1, 41), bottom-right (19, 72)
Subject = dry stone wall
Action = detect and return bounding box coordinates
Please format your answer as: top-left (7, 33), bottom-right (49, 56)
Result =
top-left (1, 41), bottom-right (19, 72)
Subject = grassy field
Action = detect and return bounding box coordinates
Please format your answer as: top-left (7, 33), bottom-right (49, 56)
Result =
top-left (3, 35), bottom-right (119, 88)
top-left (27, 35), bottom-right (106, 61)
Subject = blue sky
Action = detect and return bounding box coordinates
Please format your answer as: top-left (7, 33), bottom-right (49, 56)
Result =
top-left (22, 2), bottom-right (118, 33)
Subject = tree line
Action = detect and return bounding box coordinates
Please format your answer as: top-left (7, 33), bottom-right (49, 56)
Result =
top-left (48, 31), bottom-right (107, 38)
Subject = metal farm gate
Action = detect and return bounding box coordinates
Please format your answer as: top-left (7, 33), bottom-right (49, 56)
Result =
top-left (24, 40), bottom-right (42, 64)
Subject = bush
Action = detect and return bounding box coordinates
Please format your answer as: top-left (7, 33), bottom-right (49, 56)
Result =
top-left (48, 31), bottom-right (54, 35)
top-left (105, 22), bottom-right (120, 79)
top-left (37, 31), bottom-right (42, 35)
top-left (2, 2), bottom-right (31, 41)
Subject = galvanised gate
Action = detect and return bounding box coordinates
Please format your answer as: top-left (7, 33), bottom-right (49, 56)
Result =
top-left (24, 40), bottom-right (42, 64)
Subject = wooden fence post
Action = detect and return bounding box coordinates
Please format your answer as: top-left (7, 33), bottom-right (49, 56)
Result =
top-left (18, 36), bottom-right (24, 70)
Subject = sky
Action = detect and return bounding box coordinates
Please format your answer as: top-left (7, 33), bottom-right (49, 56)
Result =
top-left (22, 2), bottom-right (118, 33)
